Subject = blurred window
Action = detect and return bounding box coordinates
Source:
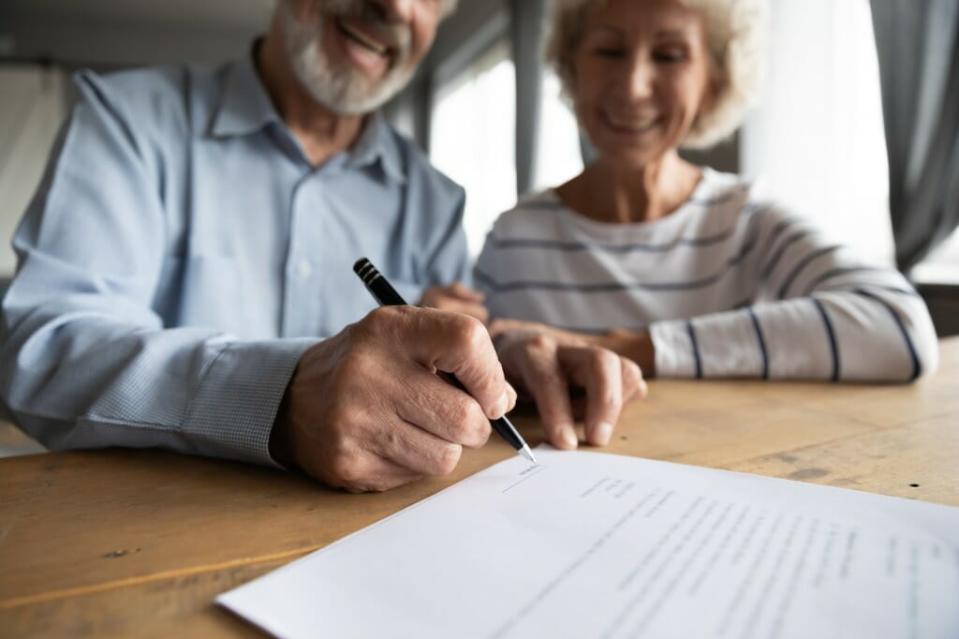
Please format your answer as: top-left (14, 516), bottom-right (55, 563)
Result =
top-left (912, 231), bottom-right (959, 284)
top-left (532, 69), bottom-right (584, 191)
top-left (741, 0), bottom-right (894, 266)
top-left (430, 40), bottom-right (517, 258)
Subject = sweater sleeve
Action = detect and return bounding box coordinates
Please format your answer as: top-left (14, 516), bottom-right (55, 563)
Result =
top-left (649, 207), bottom-right (939, 382)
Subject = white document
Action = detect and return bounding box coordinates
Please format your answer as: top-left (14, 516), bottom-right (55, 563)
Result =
top-left (218, 449), bottom-right (959, 639)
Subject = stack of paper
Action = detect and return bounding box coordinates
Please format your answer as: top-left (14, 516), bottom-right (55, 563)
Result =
top-left (219, 449), bottom-right (959, 638)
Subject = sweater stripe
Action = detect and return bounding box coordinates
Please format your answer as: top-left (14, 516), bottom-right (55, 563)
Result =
top-left (776, 245), bottom-right (842, 298)
top-left (747, 307), bottom-right (770, 379)
top-left (687, 321), bottom-right (704, 379)
top-left (761, 229), bottom-right (810, 281)
top-left (802, 267), bottom-right (883, 294)
top-left (854, 289), bottom-right (922, 381)
top-left (489, 204), bottom-right (769, 254)
top-left (812, 299), bottom-right (841, 382)
top-left (475, 231), bottom-right (760, 294)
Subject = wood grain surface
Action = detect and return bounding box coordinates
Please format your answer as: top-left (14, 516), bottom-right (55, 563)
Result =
top-left (2, 338), bottom-right (957, 637)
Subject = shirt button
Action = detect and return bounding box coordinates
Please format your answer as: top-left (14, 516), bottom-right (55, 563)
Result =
top-left (296, 259), bottom-right (313, 279)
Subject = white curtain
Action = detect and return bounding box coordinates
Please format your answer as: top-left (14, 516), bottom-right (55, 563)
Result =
top-left (741, 0), bottom-right (894, 266)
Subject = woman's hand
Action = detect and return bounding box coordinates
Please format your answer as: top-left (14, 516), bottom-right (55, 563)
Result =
top-left (489, 319), bottom-right (657, 377)
top-left (419, 283), bottom-right (489, 323)
top-left (490, 320), bottom-right (648, 450)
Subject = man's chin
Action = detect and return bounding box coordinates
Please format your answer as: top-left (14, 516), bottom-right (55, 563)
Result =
top-left (306, 81), bottom-right (395, 115)
top-left (324, 73), bottom-right (412, 114)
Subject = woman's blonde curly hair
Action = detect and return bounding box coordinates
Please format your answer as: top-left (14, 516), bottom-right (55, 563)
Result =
top-left (545, 0), bottom-right (768, 149)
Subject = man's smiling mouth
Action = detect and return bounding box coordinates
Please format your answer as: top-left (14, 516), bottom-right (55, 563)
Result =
top-left (336, 18), bottom-right (389, 56)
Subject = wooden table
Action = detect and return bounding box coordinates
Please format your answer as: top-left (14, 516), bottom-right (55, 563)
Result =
top-left (2, 338), bottom-right (958, 638)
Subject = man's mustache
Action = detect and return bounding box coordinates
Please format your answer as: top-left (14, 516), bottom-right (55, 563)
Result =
top-left (320, 0), bottom-right (412, 54)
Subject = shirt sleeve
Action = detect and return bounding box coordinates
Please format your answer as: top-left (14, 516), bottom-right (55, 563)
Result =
top-left (422, 183), bottom-right (472, 287)
top-left (473, 229), bottom-right (498, 304)
top-left (649, 207), bottom-right (939, 382)
top-left (0, 71), bottom-right (317, 466)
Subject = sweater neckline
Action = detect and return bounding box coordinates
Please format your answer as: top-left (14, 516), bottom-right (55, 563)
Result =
top-left (542, 167), bottom-right (728, 239)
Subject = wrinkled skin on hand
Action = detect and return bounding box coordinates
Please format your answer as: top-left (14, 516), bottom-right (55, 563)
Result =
top-left (272, 306), bottom-right (516, 492)
top-left (490, 319), bottom-right (647, 450)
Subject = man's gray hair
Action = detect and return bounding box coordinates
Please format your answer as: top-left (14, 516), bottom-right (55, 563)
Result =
top-left (545, 0), bottom-right (767, 149)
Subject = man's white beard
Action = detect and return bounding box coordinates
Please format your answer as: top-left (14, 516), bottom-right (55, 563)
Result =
top-left (282, 1), bottom-right (416, 115)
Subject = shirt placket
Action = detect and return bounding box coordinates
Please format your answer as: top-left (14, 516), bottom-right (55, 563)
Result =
top-left (282, 170), bottom-right (329, 337)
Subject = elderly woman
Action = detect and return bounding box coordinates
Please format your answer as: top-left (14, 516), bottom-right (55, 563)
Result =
top-left (479, 0), bottom-right (938, 417)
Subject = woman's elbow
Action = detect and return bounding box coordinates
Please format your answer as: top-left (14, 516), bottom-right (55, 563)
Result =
top-left (893, 299), bottom-right (939, 382)
top-left (911, 316), bottom-right (940, 380)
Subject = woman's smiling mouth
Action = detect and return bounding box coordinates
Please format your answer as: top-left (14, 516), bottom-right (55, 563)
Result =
top-left (602, 110), bottom-right (661, 134)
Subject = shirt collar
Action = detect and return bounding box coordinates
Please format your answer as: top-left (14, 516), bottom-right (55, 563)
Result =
top-left (211, 51), bottom-right (407, 185)
top-left (345, 112), bottom-right (406, 184)
top-left (210, 55), bottom-right (279, 138)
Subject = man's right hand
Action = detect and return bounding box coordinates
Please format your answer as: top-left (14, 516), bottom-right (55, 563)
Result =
top-left (271, 306), bottom-right (516, 492)
top-left (419, 282), bottom-right (489, 323)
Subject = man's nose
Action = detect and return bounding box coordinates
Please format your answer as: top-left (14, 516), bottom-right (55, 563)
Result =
top-left (372, 0), bottom-right (416, 23)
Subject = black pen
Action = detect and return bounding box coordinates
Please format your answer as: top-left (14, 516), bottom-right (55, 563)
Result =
top-left (353, 257), bottom-right (537, 465)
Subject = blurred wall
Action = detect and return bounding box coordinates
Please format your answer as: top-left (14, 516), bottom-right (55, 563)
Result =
top-left (0, 0), bottom-right (272, 67)
top-left (0, 1), bottom-right (275, 277)
top-left (0, 66), bottom-right (71, 275)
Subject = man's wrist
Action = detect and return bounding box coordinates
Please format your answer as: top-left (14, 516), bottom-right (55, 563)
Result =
top-left (269, 389), bottom-right (296, 469)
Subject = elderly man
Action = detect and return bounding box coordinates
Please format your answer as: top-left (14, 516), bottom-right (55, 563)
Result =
top-left (0, 0), bottom-right (644, 492)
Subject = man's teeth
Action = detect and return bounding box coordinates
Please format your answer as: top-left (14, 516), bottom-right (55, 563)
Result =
top-left (338, 20), bottom-right (388, 55)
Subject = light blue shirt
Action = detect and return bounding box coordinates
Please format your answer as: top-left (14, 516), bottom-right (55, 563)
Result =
top-left (0, 55), bottom-right (469, 466)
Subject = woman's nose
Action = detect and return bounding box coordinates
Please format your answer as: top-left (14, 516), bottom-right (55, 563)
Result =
top-left (622, 57), bottom-right (655, 101)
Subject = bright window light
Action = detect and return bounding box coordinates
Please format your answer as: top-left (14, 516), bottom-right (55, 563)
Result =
top-left (741, 0), bottom-right (894, 267)
top-left (430, 41), bottom-right (517, 258)
top-left (533, 70), bottom-right (584, 191)
top-left (912, 230), bottom-right (959, 283)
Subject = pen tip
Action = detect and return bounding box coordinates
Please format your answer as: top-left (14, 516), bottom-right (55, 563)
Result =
top-left (520, 446), bottom-right (537, 465)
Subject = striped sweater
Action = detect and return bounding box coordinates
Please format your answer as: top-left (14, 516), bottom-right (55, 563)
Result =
top-left (475, 168), bottom-right (939, 381)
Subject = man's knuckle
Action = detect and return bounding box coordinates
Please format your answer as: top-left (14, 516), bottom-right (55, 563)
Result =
top-left (328, 455), bottom-right (362, 486)
top-left (473, 419), bottom-right (492, 447)
top-left (454, 316), bottom-right (488, 352)
top-left (436, 444), bottom-right (462, 475)
top-left (459, 405), bottom-right (491, 447)
top-left (446, 397), bottom-right (473, 426)
top-left (325, 423), bottom-right (351, 451)
top-left (361, 306), bottom-right (403, 335)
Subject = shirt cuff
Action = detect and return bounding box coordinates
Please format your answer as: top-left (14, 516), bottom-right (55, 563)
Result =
top-left (649, 320), bottom-right (698, 378)
top-left (184, 337), bottom-right (320, 468)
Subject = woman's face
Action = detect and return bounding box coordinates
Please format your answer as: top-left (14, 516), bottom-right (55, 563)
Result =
top-left (571, 0), bottom-right (715, 168)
